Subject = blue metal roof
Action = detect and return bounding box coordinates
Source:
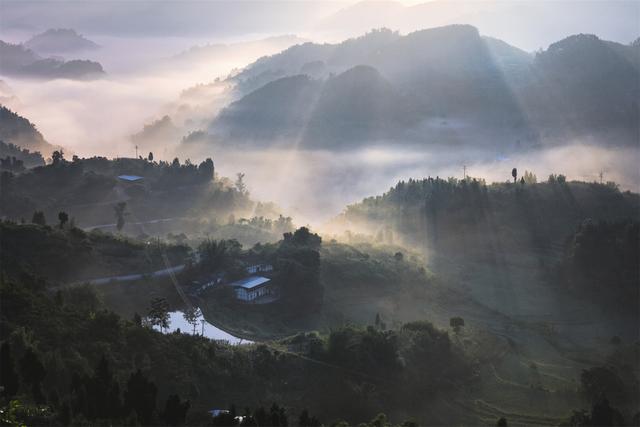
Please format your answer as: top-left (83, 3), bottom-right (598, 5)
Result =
top-left (230, 276), bottom-right (271, 289)
top-left (118, 175), bottom-right (143, 181)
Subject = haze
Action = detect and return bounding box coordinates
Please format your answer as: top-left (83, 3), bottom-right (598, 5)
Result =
top-left (2, 0), bottom-right (638, 225)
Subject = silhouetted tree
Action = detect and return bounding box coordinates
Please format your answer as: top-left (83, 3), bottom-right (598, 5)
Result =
top-left (162, 394), bottom-right (190, 426)
top-left (114, 202), bottom-right (127, 232)
top-left (51, 150), bottom-right (64, 165)
top-left (0, 342), bottom-right (19, 398)
top-left (31, 210), bottom-right (46, 226)
top-left (124, 369), bottom-right (157, 425)
top-left (148, 297), bottom-right (170, 332)
top-left (19, 348), bottom-right (46, 402)
top-left (133, 312), bottom-right (142, 326)
top-left (58, 211), bottom-right (69, 229)
top-left (182, 307), bottom-right (201, 335)
top-left (497, 417), bottom-right (508, 427)
top-left (198, 158), bottom-right (214, 181)
top-left (449, 317), bottom-right (465, 334)
top-left (299, 409), bottom-right (320, 427)
top-left (511, 168), bottom-right (518, 183)
top-left (148, 152), bottom-right (154, 161)
top-left (86, 356), bottom-right (122, 420)
top-left (235, 172), bottom-right (247, 194)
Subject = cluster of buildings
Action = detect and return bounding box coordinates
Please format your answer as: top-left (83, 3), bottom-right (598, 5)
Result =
top-left (191, 262), bottom-right (277, 303)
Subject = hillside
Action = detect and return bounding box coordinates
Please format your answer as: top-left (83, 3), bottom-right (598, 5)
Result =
top-left (0, 141), bottom-right (45, 169)
top-left (24, 28), bottom-right (100, 54)
top-left (0, 40), bottom-right (104, 80)
top-left (0, 223), bottom-right (475, 425)
top-left (0, 153), bottom-right (276, 240)
top-left (0, 106), bottom-right (55, 155)
top-left (213, 75), bottom-right (322, 142)
top-left (0, 221), bottom-right (189, 284)
top-left (207, 26), bottom-right (638, 149)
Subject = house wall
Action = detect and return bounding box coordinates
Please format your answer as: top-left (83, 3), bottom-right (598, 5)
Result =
top-left (234, 285), bottom-right (272, 301)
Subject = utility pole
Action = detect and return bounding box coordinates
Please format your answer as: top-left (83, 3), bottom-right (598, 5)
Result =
top-left (135, 145), bottom-right (138, 158)
top-left (201, 319), bottom-right (205, 336)
top-left (599, 170), bottom-right (604, 184)
top-left (463, 165), bottom-right (467, 180)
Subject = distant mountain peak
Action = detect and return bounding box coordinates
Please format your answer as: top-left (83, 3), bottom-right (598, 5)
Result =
top-left (24, 28), bottom-right (99, 54)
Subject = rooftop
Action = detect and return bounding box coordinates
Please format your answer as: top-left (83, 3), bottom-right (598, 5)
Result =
top-left (230, 276), bottom-right (271, 289)
top-left (117, 174), bottom-right (143, 182)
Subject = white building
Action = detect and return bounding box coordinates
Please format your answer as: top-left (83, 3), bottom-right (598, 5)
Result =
top-left (230, 276), bottom-right (273, 302)
top-left (245, 263), bottom-right (273, 274)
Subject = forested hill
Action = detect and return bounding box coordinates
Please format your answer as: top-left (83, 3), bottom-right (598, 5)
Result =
top-left (337, 175), bottom-right (639, 255)
top-left (0, 153), bottom-right (253, 231)
top-left (0, 106), bottom-right (55, 156)
top-left (207, 26), bottom-right (639, 149)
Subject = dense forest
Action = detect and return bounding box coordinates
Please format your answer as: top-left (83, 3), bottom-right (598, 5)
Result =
top-left (0, 152), bottom-right (265, 235)
top-left (0, 221), bottom-right (475, 425)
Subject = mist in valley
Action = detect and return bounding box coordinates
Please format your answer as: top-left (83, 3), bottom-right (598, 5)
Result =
top-left (1, 1), bottom-right (639, 426)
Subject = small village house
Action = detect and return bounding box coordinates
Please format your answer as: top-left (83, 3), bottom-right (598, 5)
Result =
top-left (230, 276), bottom-right (274, 302)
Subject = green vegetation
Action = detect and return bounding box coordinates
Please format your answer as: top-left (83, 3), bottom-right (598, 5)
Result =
top-left (0, 261), bottom-right (473, 425)
top-left (0, 140), bottom-right (45, 171)
top-left (0, 221), bottom-right (189, 283)
top-left (0, 106), bottom-right (54, 155)
top-left (558, 219), bottom-right (639, 311)
top-left (0, 153), bottom-right (256, 232)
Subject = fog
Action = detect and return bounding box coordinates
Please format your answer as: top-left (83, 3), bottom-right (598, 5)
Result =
top-left (1, 34), bottom-right (303, 157)
top-left (180, 142), bottom-right (640, 226)
top-left (2, 0), bottom-right (638, 227)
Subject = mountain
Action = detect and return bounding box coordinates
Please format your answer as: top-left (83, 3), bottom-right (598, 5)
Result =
top-left (0, 41), bottom-right (104, 80)
top-left (213, 75), bottom-right (322, 142)
top-left (231, 28), bottom-right (401, 94)
top-left (208, 26), bottom-right (638, 149)
top-left (0, 105), bottom-right (56, 155)
top-left (522, 34), bottom-right (640, 135)
top-left (303, 65), bottom-right (417, 145)
top-left (24, 28), bottom-right (99, 54)
top-left (318, 0), bottom-right (640, 51)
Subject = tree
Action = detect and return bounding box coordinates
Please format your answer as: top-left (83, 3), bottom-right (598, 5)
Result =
top-left (198, 158), bottom-right (214, 181)
top-left (148, 152), bottom-right (154, 161)
top-left (235, 172), bottom-right (247, 194)
top-left (31, 210), bottom-right (46, 226)
top-left (299, 409), bottom-right (320, 426)
top-left (162, 394), bottom-right (190, 426)
top-left (511, 168), bottom-right (518, 183)
top-left (58, 211), bottom-right (69, 229)
top-left (0, 342), bottom-right (19, 398)
top-left (19, 348), bottom-right (46, 403)
top-left (496, 417), bottom-right (508, 427)
top-left (124, 369), bottom-right (157, 425)
top-left (449, 317), bottom-right (465, 334)
top-left (86, 356), bottom-right (122, 420)
top-left (133, 312), bottom-right (142, 326)
top-left (523, 170), bottom-right (537, 184)
top-left (51, 150), bottom-right (64, 165)
top-left (182, 307), bottom-right (201, 335)
top-left (148, 297), bottom-right (170, 332)
top-left (114, 202), bottom-right (127, 232)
